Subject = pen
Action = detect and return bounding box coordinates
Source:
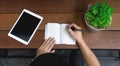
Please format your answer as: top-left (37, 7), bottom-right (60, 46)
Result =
top-left (75, 29), bottom-right (83, 31)
top-left (71, 26), bottom-right (87, 32)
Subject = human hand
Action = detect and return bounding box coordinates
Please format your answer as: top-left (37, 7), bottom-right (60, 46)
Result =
top-left (67, 23), bottom-right (84, 42)
top-left (36, 37), bottom-right (55, 57)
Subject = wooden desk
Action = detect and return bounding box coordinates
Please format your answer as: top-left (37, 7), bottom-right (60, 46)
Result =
top-left (0, 0), bottom-right (120, 49)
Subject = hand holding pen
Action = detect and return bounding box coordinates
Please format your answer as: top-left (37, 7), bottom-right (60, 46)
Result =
top-left (67, 23), bottom-right (84, 42)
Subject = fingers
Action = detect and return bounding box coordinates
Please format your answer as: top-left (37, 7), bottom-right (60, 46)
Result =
top-left (36, 37), bottom-right (55, 56)
top-left (67, 23), bottom-right (81, 35)
top-left (47, 38), bottom-right (55, 51)
top-left (40, 39), bottom-right (48, 47)
top-left (67, 27), bottom-right (75, 37)
top-left (68, 23), bottom-right (81, 29)
top-left (67, 23), bottom-right (82, 40)
top-left (44, 37), bottom-right (54, 46)
top-left (43, 37), bottom-right (55, 50)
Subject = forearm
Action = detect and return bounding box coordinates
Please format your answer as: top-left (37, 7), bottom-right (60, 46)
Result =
top-left (77, 39), bottom-right (100, 66)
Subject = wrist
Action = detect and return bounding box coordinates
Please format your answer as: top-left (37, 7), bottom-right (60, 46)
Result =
top-left (76, 38), bottom-right (84, 42)
top-left (76, 38), bottom-right (85, 45)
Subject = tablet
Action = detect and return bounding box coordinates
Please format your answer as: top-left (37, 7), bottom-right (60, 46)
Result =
top-left (8, 9), bottom-right (43, 45)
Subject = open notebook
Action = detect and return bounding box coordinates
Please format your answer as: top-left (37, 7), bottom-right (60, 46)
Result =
top-left (45, 23), bottom-right (75, 45)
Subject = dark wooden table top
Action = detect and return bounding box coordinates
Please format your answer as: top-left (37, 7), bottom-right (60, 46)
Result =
top-left (0, 0), bottom-right (120, 49)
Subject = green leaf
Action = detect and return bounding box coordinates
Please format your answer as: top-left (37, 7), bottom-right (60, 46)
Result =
top-left (85, 2), bottom-right (114, 29)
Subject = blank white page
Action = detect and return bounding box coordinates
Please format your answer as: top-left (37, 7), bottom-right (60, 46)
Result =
top-left (45, 23), bottom-right (61, 44)
top-left (60, 24), bottom-right (75, 45)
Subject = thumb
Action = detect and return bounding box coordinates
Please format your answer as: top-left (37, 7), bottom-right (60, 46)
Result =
top-left (51, 50), bottom-right (56, 53)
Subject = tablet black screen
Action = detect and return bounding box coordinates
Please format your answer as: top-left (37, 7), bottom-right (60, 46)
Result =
top-left (11, 12), bottom-right (41, 42)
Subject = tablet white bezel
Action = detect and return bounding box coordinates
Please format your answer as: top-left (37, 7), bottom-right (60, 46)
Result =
top-left (8, 9), bottom-right (43, 45)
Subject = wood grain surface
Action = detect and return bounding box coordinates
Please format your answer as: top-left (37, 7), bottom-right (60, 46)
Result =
top-left (0, 13), bottom-right (120, 30)
top-left (0, 0), bottom-right (119, 13)
top-left (0, 31), bottom-right (120, 49)
top-left (0, 0), bottom-right (120, 49)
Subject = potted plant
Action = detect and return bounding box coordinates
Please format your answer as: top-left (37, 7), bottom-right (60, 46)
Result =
top-left (85, 2), bottom-right (114, 31)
